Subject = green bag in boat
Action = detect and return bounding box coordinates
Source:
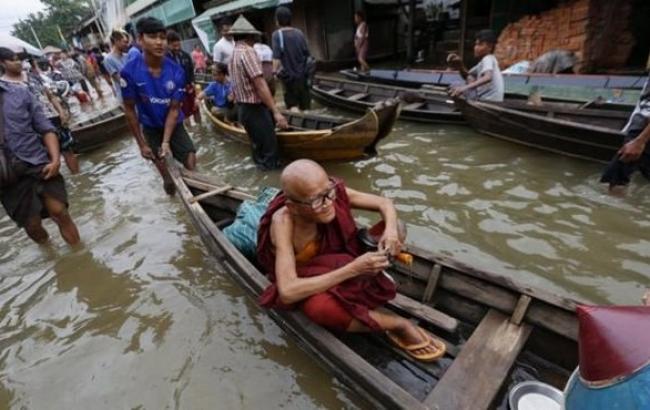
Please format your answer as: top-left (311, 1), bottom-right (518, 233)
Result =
top-left (223, 187), bottom-right (280, 260)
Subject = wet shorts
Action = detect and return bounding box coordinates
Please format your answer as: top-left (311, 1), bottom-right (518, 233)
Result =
top-left (49, 116), bottom-right (75, 152)
top-left (142, 123), bottom-right (196, 164)
top-left (0, 162), bottom-right (68, 227)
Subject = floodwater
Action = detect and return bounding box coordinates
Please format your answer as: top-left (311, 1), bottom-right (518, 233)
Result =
top-left (1, 90), bottom-right (649, 409)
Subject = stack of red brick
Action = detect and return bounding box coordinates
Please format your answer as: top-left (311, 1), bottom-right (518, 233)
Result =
top-left (494, 0), bottom-right (635, 73)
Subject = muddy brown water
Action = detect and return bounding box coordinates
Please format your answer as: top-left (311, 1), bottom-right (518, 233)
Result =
top-left (0, 96), bottom-right (648, 409)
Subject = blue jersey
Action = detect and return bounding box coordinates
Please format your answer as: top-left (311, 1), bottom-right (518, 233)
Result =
top-left (203, 81), bottom-right (232, 108)
top-left (120, 53), bottom-right (186, 129)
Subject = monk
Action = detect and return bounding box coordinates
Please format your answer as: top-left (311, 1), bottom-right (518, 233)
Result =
top-left (257, 159), bottom-right (445, 362)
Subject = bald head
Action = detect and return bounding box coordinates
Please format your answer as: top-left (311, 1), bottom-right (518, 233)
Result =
top-left (281, 159), bottom-right (329, 199)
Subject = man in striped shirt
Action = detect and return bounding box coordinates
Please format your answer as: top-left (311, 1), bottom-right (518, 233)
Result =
top-left (228, 15), bottom-right (288, 171)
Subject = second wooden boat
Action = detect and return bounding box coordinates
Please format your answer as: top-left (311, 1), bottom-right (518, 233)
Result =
top-left (166, 159), bottom-right (585, 410)
top-left (202, 100), bottom-right (400, 161)
top-left (311, 75), bottom-right (464, 124)
top-left (70, 106), bottom-right (128, 152)
top-left (454, 97), bottom-right (629, 163)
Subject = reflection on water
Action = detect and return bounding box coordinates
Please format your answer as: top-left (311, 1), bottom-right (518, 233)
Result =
top-left (0, 96), bottom-right (648, 408)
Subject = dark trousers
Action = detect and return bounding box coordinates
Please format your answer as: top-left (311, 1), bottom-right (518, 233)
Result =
top-left (238, 103), bottom-right (280, 170)
top-left (601, 114), bottom-right (650, 186)
top-left (282, 76), bottom-right (311, 110)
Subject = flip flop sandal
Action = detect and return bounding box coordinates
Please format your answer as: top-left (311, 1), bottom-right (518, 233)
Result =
top-left (386, 326), bottom-right (447, 362)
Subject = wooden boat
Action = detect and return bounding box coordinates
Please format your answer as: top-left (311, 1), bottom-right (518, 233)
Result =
top-left (202, 100), bottom-right (400, 161)
top-left (340, 68), bottom-right (647, 91)
top-left (70, 106), bottom-right (128, 152)
top-left (166, 159), bottom-right (583, 410)
top-left (311, 76), bottom-right (631, 125)
top-left (454, 97), bottom-right (629, 163)
top-left (312, 76), bottom-right (463, 124)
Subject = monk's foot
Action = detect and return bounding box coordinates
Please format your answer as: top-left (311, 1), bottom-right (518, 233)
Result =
top-left (387, 321), bottom-right (446, 361)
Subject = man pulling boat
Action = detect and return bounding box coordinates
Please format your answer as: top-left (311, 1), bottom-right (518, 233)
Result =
top-left (257, 159), bottom-right (445, 362)
top-left (120, 17), bottom-right (197, 195)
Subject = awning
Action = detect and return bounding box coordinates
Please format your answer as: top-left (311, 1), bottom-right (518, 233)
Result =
top-left (192, 0), bottom-right (291, 52)
top-left (133, 0), bottom-right (197, 28)
top-left (43, 45), bottom-right (63, 54)
top-left (193, 0), bottom-right (291, 25)
top-left (126, 0), bottom-right (159, 17)
top-left (0, 34), bottom-right (43, 57)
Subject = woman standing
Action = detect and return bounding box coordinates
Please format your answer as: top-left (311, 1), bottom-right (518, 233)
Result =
top-left (354, 10), bottom-right (370, 72)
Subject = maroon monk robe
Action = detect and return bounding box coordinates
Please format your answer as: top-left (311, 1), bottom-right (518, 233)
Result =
top-left (257, 179), bottom-right (397, 330)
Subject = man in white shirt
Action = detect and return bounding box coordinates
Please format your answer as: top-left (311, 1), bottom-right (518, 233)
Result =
top-left (448, 29), bottom-right (504, 102)
top-left (213, 19), bottom-right (235, 64)
top-left (254, 38), bottom-right (275, 95)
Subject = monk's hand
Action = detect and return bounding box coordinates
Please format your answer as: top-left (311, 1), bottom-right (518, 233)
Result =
top-left (42, 160), bottom-right (61, 180)
top-left (618, 138), bottom-right (646, 163)
top-left (643, 289), bottom-right (650, 306)
top-left (378, 231), bottom-right (402, 257)
top-left (350, 251), bottom-right (391, 276)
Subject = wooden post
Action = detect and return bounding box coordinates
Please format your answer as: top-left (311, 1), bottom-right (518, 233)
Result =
top-left (406, 0), bottom-right (415, 64)
top-left (459, 0), bottom-right (468, 61)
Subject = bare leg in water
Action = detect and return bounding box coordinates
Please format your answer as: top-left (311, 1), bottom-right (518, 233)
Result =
top-left (184, 153), bottom-right (196, 171)
top-left (152, 157), bottom-right (176, 196)
top-left (43, 194), bottom-right (80, 245)
top-left (62, 151), bottom-right (80, 174)
top-left (193, 109), bottom-right (202, 126)
top-left (153, 152), bottom-right (196, 195)
top-left (24, 215), bottom-right (49, 244)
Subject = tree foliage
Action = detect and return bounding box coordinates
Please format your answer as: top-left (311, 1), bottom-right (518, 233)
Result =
top-left (12, 0), bottom-right (91, 48)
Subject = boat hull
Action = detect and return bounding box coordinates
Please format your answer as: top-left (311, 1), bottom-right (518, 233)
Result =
top-left (454, 97), bottom-right (626, 163)
top-left (311, 76), bottom-right (464, 124)
top-left (202, 101), bottom-right (400, 161)
top-left (71, 107), bottom-right (128, 152)
top-left (165, 162), bottom-right (582, 410)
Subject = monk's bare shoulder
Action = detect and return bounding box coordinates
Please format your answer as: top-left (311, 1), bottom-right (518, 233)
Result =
top-left (270, 206), bottom-right (292, 245)
top-left (271, 206), bottom-right (292, 226)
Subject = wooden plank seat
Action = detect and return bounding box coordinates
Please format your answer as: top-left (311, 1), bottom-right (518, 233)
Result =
top-left (424, 309), bottom-right (532, 410)
top-left (328, 88), bottom-right (344, 95)
top-left (189, 185), bottom-right (233, 204)
top-left (403, 102), bottom-right (426, 111)
top-left (389, 293), bottom-right (458, 334)
top-left (348, 93), bottom-right (369, 101)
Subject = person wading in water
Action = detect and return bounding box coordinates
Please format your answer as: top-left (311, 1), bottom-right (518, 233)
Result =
top-left (228, 15), bottom-right (288, 170)
top-left (0, 48), bottom-right (80, 245)
top-left (120, 17), bottom-right (197, 195)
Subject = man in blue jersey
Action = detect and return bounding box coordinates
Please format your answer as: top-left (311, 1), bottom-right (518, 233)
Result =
top-left (120, 17), bottom-right (197, 194)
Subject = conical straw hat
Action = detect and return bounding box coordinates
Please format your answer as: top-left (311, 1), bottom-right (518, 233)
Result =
top-left (227, 15), bottom-right (261, 36)
top-left (577, 305), bottom-right (650, 384)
